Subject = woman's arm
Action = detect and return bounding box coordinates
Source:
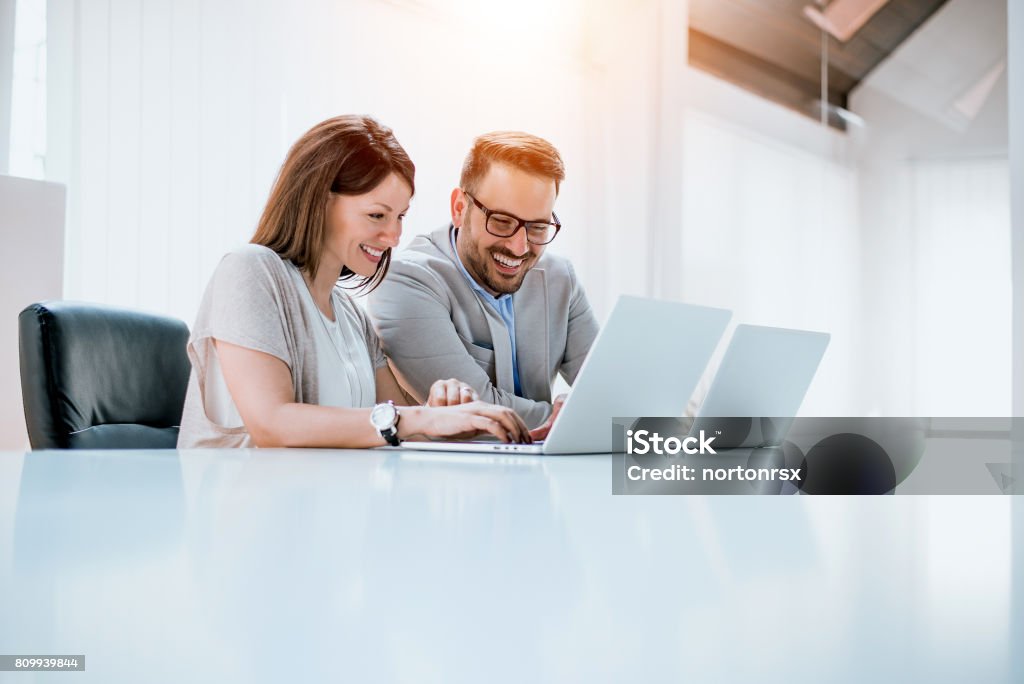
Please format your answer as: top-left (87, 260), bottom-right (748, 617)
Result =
top-left (215, 340), bottom-right (529, 447)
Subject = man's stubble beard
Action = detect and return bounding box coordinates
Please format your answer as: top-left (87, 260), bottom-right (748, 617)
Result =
top-left (459, 216), bottom-right (533, 295)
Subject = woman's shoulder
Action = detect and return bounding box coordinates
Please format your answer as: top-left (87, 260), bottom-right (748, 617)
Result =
top-left (213, 244), bottom-right (294, 282)
top-left (199, 245), bottom-right (304, 311)
top-left (193, 244), bottom-right (303, 346)
top-left (221, 243), bottom-right (287, 268)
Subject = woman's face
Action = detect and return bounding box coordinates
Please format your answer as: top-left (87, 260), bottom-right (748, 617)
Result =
top-left (323, 172), bottom-right (412, 278)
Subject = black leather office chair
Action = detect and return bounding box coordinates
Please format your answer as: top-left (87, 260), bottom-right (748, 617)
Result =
top-left (19, 301), bottom-right (191, 449)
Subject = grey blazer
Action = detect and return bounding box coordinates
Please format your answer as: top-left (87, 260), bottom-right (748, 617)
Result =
top-left (367, 225), bottom-right (600, 428)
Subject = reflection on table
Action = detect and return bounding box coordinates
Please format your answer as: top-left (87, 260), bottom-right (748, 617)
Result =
top-left (0, 447), bottom-right (1018, 683)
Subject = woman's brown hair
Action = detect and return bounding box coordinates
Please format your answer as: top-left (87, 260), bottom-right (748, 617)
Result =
top-left (251, 115), bottom-right (415, 293)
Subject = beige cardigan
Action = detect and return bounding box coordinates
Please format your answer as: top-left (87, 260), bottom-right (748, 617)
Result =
top-left (177, 245), bottom-right (386, 448)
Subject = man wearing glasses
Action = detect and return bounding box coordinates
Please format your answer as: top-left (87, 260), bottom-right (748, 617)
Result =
top-left (368, 131), bottom-right (599, 435)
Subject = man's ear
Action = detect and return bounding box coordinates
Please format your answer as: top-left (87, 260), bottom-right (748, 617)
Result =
top-left (450, 187), bottom-right (467, 227)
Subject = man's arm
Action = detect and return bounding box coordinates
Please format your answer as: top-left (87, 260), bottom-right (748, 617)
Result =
top-left (369, 262), bottom-right (553, 428)
top-left (559, 260), bottom-right (601, 384)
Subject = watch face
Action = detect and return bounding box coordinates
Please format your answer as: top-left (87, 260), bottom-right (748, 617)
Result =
top-left (371, 402), bottom-right (397, 430)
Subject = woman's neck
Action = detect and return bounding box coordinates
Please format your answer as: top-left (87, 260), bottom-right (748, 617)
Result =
top-left (304, 261), bottom-right (341, 319)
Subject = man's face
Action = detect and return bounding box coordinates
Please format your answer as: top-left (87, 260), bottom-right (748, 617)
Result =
top-left (451, 163), bottom-right (557, 296)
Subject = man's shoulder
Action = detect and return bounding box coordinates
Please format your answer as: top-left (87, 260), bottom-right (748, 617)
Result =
top-left (535, 249), bottom-right (575, 276)
top-left (387, 228), bottom-right (460, 287)
top-left (532, 250), bottom-right (581, 293)
top-left (392, 230), bottom-right (448, 265)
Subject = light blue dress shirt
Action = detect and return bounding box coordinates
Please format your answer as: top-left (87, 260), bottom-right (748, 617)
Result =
top-left (450, 228), bottom-right (523, 397)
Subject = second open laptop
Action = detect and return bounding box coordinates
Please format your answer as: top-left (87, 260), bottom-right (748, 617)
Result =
top-left (685, 324), bottom-right (831, 448)
top-left (399, 295), bottom-right (732, 455)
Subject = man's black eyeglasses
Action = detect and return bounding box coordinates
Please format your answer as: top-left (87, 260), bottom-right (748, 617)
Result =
top-left (464, 192), bottom-right (561, 245)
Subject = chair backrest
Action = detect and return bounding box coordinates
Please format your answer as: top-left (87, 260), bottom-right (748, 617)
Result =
top-left (19, 301), bottom-right (191, 449)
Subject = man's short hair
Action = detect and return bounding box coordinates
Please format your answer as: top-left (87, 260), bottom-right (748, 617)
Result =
top-left (460, 131), bottom-right (565, 196)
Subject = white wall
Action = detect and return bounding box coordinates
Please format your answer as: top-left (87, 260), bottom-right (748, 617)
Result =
top-left (45, 0), bottom-right (716, 320)
top-left (46, 0), bottom-right (597, 325)
top-left (850, 0), bottom-right (1010, 416)
top-left (0, 0), bottom-right (14, 174)
top-left (40, 0), bottom-right (908, 418)
top-left (677, 70), bottom-right (860, 415)
top-left (37, 0), bottom-right (1009, 419)
top-left (6, 0), bottom-right (44, 178)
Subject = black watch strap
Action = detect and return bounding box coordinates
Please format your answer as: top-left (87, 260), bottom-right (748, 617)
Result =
top-left (380, 424), bottom-right (400, 447)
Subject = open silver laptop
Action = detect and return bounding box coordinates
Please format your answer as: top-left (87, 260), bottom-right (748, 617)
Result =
top-left (685, 324), bottom-right (830, 448)
top-left (400, 296), bottom-right (732, 455)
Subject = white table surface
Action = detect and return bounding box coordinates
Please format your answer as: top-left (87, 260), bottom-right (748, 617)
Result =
top-left (0, 447), bottom-right (1021, 683)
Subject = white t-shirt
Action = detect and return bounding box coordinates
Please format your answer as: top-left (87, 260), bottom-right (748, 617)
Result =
top-left (203, 263), bottom-right (378, 428)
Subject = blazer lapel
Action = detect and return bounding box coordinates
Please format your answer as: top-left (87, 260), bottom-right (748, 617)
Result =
top-left (513, 268), bottom-right (551, 402)
top-left (486, 305), bottom-right (515, 391)
top-left (437, 224), bottom-right (516, 392)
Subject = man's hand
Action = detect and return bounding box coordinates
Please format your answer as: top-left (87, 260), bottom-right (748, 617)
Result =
top-left (529, 394), bottom-right (567, 441)
top-left (426, 378), bottom-right (479, 407)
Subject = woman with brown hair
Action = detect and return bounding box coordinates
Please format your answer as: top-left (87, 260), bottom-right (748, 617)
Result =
top-left (178, 115), bottom-right (531, 448)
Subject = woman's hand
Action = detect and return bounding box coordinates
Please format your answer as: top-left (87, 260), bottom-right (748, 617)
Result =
top-left (401, 401), bottom-right (531, 444)
top-left (425, 378), bottom-right (479, 407)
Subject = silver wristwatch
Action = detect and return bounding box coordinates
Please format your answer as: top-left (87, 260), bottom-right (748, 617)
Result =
top-left (370, 401), bottom-right (401, 446)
